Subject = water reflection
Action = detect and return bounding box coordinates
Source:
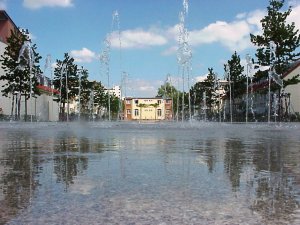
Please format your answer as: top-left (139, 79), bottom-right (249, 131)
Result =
top-left (0, 122), bottom-right (299, 224)
top-left (53, 137), bottom-right (89, 191)
top-left (224, 138), bottom-right (247, 191)
top-left (251, 138), bottom-right (299, 224)
top-left (0, 130), bottom-right (41, 224)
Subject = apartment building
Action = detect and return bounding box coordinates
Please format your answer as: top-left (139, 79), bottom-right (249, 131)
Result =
top-left (105, 85), bottom-right (121, 98)
top-left (124, 97), bottom-right (173, 121)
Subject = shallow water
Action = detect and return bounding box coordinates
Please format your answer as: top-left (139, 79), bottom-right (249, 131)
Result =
top-left (0, 121), bottom-right (299, 225)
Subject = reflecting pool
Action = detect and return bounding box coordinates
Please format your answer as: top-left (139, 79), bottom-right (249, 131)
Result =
top-left (0, 122), bottom-right (299, 225)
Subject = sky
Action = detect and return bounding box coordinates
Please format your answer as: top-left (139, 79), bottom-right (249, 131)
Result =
top-left (1, 0), bottom-right (300, 97)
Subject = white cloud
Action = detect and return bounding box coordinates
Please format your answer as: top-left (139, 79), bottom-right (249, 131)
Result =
top-left (195, 74), bottom-right (208, 82)
top-left (189, 19), bottom-right (256, 52)
top-left (23, 0), bottom-right (73, 9)
top-left (160, 9), bottom-right (266, 55)
top-left (70, 47), bottom-right (97, 63)
top-left (236, 12), bottom-right (247, 20)
top-left (0, 0), bottom-right (7, 10)
top-left (110, 2), bottom-right (299, 56)
top-left (161, 46), bottom-right (177, 56)
top-left (127, 78), bottom-right (163, 97)
top-left (110, 28), bottom-right (168, 49)
top-left (288, 2), bottom-right (300, 30)
top-left (288, 0), bottom-right (300, 7)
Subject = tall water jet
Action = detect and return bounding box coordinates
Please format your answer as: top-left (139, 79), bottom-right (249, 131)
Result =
top-left (268, 41), bottom-right (283, 123)
top-left (214, 73), bottom-right (221, 122)
top-left (59, 63), bottom-right (67, 121)
top-left (44, 54), bottom-right (53, 120)
top-left (112, 11), bottom-right (123, 120)
top-left (224, 64), bottom-right (233, 123)
top-left (245, 54), bottom-right (251, 123)
top-left (88, 88), bottom-right (94, 121)
top-left (273, 93), bottom-right (278, 122)
top-left (78, 68), bottom-right (82, 121)
top-left (100, 10), bottom-right (122, 121)
top-left (177, 0), bottom-right (192, 121)
top-left (100, 40), bottom-right (110, 121)
top-left (17, 39), bottom-right (35, 122)
top-left (246, 57), bottom-right (270, 122)
top-left (203, 91), bottom-right (207, 121)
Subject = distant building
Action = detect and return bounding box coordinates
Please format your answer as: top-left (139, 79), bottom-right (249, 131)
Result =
top-left (0, 10), bottom-right (59, 121)
top-left (105, 85), bottom-right (121, 98)
top-left (124, 97), bottom-right (173, 121)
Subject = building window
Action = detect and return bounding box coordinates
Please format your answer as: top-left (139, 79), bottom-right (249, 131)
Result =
top-left (158, 100), bottom-right (161, 104)
top-left (157, 109), bottom-right (162, 117)
top-left (166, 99), bottom-right (171, 104)
top-left (135, 100), bottom-right (139, 104)
top-left (126, 100), bottom-right (131, 104)
top-left (134, 109), bottom-right (139, 116)
top-left (126, 109), bottom-right (131, 114)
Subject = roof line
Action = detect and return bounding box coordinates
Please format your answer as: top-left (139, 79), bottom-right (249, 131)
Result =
top-left (0, 10), bottom-right (19, 32)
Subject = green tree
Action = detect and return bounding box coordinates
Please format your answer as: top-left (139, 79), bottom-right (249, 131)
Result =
top-left (157, 82), bottom-right (179, 118)
top-left (106, 94), bottom-right (120, 120)
top-left (204, 68), bottom-right (217, 109)
top-left (190, 68), bottom-right (217, 120)
top-left (225, 51), bottom-right (246, 117)
top-left (93, 81), bottom-right (106, 118)
top-left (77, 68), bottom-right (91, 118)
top-left (250, 0), bottom-right (300, 87)
top-left (0, 30), bottom-right (41, 120)
top-left (53, 53), bottom-right (78, 121)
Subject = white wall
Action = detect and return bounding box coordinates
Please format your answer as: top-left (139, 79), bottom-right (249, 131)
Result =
top-left (284, 65), bottom-right (300, 114)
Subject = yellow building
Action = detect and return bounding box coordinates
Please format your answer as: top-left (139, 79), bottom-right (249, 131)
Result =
top-left (124, 97), bottom-right (172, 121)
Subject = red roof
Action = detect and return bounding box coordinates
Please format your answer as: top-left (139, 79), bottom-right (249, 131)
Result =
top-left (37, 85), bottom-right (59, 95)
top-left (251, 60), bottom-right (300, 92)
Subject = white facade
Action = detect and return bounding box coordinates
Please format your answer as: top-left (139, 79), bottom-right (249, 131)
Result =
top-left (284, 62), bottom-right (300, 114)
top-left (105, 85), bottom-right (121, 98)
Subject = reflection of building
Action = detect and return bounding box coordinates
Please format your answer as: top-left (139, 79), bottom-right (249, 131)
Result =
top-left (0, 10), bottom-right (59, 121)
top-left (124, 97), bottom-right (172, 121)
